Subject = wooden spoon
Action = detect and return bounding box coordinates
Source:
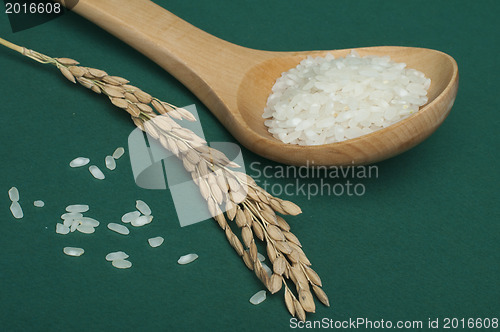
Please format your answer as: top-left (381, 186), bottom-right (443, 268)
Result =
top-left (70, 0), bottom-right (458, 166)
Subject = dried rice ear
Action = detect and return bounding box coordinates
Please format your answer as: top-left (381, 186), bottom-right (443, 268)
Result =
top-left (0, 38), bottom-right (332, 322)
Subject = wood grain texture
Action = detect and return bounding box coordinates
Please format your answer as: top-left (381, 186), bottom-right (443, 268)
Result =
top-left (71, 0), bottom-right (459, 166)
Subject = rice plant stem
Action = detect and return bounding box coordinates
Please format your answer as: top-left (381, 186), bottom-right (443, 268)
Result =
top-left (0, 37), bottom-right (24, 54)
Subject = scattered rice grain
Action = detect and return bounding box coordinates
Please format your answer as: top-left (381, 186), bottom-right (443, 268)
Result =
top-left (61, 212), bottom-right (83, 220)
top-left (8, 187), bottom-right (19, 202)
top-left (56, 223), bottom-right (70, 234)
top-left (112, 259), bottom-right (132, 269)
top-left (148, 236), bottom-right (164, 248)
top-left (177, 253), bottom-right (198, 265)
top-left (121, 211), bottom-right (140, 223)
top-left (107, 223), bottom-right (130, 235)
top-left (112, 147), bottom-right (125, 159)
top-left (65, 204), bottom-right (89, 213)
top-left (106, 251), bottom-right (129, 261)
top-left (69, 157), bottom-right (90, 168)
top-left (135, 200), bottom-right (151, 216)
top-left (89, 165), bottom-right (105, 180)
top-left (249, 290), bottom-right (267, 305)
top-left (80, 217), bottom-right (100, 227)
top-left (10, 201), bottom-right (23, 219)
top-left (70, 220), bottom-right (79, 232)
top-left (76, 224), bottom-right (95, 234)
top-left (33, 200), bottom-right (45, 207)
top-left (105, 155), bottom-right (116, 170)
top-left (63, 247), bottom-right (84, 256)
top-left (131, 215), bottom-right (152, 227)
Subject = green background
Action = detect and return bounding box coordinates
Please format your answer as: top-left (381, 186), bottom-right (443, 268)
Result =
top-left (0, 1), bottom-right (498, 331)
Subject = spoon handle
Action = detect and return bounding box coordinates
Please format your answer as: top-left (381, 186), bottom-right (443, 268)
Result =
top-left (71, 0), bottom-right (256, 102)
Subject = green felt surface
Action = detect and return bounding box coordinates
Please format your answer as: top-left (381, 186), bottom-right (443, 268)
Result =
top-left (0, 1), bottom-right (499, 331)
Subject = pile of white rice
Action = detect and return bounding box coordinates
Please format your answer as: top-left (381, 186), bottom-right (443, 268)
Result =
top-left (263, 51), bottom-right (430, 145)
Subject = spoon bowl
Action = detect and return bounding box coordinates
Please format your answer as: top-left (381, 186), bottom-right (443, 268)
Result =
top-left (238, 47), bottom-right (458, 165)
top-left (72, 0), bottom-right (458, 166)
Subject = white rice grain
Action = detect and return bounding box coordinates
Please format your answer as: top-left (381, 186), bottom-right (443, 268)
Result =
top-left (105, 155), bottom-right (116, 170)
top-left (56, 223), bottom-right (70, 235)
top-left (89, 165), bottom-right (105, 180)
top-left (63, 218), bottom-right (73, 228)
top-left (112, 147), bottom-right (125, 159)
top-left (148, 236), bottom-right (164, 248)
top-left (106, 251), bottom-right (129, 261)
top-left (61, 212), bottom-right (83, 220)
top-left (33, 200), bottom-right (45, 207)
top-left (121, 211), bottom-right (141, 223)
top-left (63, 247), bottom-right (84, 257)
top-left (257, 253), bottom-right (266, 262)
top-left (10, 201), bottom-right (23, 219)
top-left (70, 220), bottom-right (79, 232)
top-left (69, 157), bottom-right (90, 168)
top-left (112, 259), bottom-right (132, 269)
top-left (65, 205), bottom-right (89, 213)
top-left (135, 200), bottom-right (151, 216)
top-left (8, 187), bottom-right (19, 202)
top-left (249, 290), bottom-right (267, 305)
top-left (79, 217), bottom-right (100, 227)
top-left (76, 224), bottom-right (95, 234)
top-left (177, 253), bottom-right (198, 265)
top-left (107, 223), bottom-right (130, 235)
top-left (131, 215), bottom-right (152, 227)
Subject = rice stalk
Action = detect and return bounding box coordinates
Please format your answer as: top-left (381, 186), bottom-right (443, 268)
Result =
top-left (0, 37), bottom-right (330, 320)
